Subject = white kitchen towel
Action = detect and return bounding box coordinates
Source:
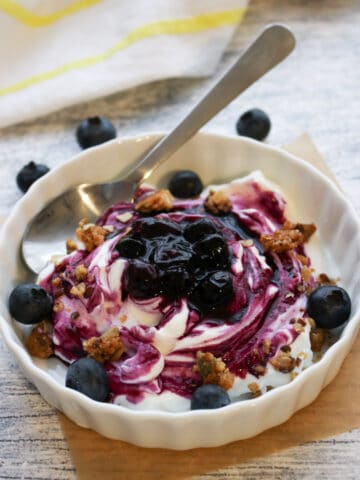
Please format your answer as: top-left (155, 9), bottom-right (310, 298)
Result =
top-left (0, 0), bottom-right (248, 128)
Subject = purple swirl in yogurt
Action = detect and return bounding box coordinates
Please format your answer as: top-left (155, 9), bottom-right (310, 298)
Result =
top-left (39, 171), bottom-right (318, 411)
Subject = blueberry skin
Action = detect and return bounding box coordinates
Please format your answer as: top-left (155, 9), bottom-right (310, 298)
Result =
top-left (66, 357), bottom-right (110, 402)
top-left (236, 108), bottom-right (271, 141)
top-left (16, 161), bottom-right (50, 193)
top-left (191, 384), bottom-right (231, 410)
top-left (184, 218), bottom-right (218, 243)
top-left (9, 283), bottom-right (53, 325)
top-left (123, 260), bottom-right (160, 299)
top-left (115, 237), bottom-right (146, 259)
top-left (76, 116), bottom-right (116, 149)
top-left (168, 170), bottom-right (203, 198)
top-left (307, 285), bottom-right (351, 329)
top-left (190, 271), bottom-right (234, 313)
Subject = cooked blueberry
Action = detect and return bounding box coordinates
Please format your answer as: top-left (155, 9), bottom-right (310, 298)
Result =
top-left (76, 116), bottom-right (116, 149)
top-left (168, 170), bottom-right (203, 198)
top-left (123, 260), bottom-right (160, 299)
top-left (154, 238), bottom-right (192, 268)
top-left (160, 267), bottom-right (190, 298)
top-left (236, 108), bottom-right (271, 141)
top-left (191, 384), bottom-right (231, 410)
top-left (132, 218), bottom-right (181, 239)
top-left (9, 284), bottom-right (53, 325)
top-left (16, 161), bottom-right (50, 193)
top-left (65, 357), bottom-right (109, 402)
top-left (193, 234), bottom-right (230, 268)
top-left (115, 237), bottom-right (145, 259)
top-left (184, 218), bottom-right (218, 242)
top-left (307, 285), bottom-right (351, 329)
top-left (190, 271), bottom-right (234, 313)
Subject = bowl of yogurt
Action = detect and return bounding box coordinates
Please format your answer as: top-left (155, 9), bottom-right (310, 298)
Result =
top-left (0, 132), bottom-right (359, 449)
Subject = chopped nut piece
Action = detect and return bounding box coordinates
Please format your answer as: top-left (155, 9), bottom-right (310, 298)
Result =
top-left (241, 239), bottom-right (254, 247)
top-left (70, 282), bottom-right (86, 298)
top-left (103, 225), bottom-right (114, 233)
top-left (260, 221), bottom-right (316, 253)
top-left (83, 326), bottom-right (125, 363)
top-left (248, 382), bottom-right (262, 398)
top-left (135, 189), bottom-right (174, 214)
top-left (270, 350), bottom-right (297, 373)
top-left (75, 264), bottom-right (88, 282)
top-left (52, 277), bottom-right (62, 287)
top-left (204, 189), bottom-right (232, 215)
top-left (116, 212), bottom-right (133, 223)
top-left (25, 320), bottom-right (53, 359)
top-left (120, 314), bottom-right (127, 323)
top-left (266, 385), bottom-right (274, 392)
top-left (310, 327), bottom-right (326, 352)
top-left (53, 300), bottom-right (64, 313)
top-left (76, 218), bottom-right (109, 252)
top-left (293, 319), bottom-right (306, 334)
top-left (254, 364), bottom-right (266, 374)
top-left (194, 351), bottom-right (234, 391)
top-left (296, 254), bottom-right (310, 266)
top-left (66, 239), bottom-right (78, 253)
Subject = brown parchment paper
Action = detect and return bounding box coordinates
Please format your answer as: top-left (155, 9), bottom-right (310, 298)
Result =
top-left (59, 134), bottom-right (360, 480)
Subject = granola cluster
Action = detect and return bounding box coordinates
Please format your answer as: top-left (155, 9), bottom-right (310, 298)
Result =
top-left (194, 351), bottom-right (234, 391)
top-left (204, 189), bottom-right (232, 215)
top-left (260, 221), bottom-right (316, 253)
top-left (25, 320), bottom-right (53, 359)
top-left (135, 189), bottom-right (174, 214)
top-left (76, 218), bottom-right (110, 252)
top-left (83, 326), bottom-right (125, 363)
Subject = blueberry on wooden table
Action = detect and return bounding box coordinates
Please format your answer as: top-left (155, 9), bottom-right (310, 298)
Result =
top-left (76, 116), bottom-right (117, 149)
top-left (168, 170), bottom-right (203, 198)
top-left (65, 357), bottom-right (110, 402)
top-left (307, 285), bottom-right (351, 329)
top-left (8, 283), bottom-right (53, 324)
top-left (236, 108), bottom-right (271, 141)
top-left (191, 384), bottom-right (231, 410)
top-left (16, 161), bottom-right (50, 193)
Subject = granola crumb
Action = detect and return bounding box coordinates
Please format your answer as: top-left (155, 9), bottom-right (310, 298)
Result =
top-left (52, 277), bottom-right (62, 287)
top-left (116, 212), bottom-right (133, 223)
top-left (53, 300), bottom-right (64, 313)
top-left (266, 385), bottom-right (274, 392)
top-left (317, 273), bottom-right (337, 286)
top-left (76, 218), bottom-right (109, 252)
top-left (248, 382), bottom-right (262, 397)
top-left (204, 189), bottom-right (232, 215)
top-left (270, 350), bottom-right (297, 373)
top-left (25, 320), bottom-right (53, 359)
top-left (135, 189), bottom-right (174, 214)
top-left (310, 327), bottom-right (326, 352)
top-left (70, 282), bottom-right (86, 298)
top-left (194, 351), bottom-right (234, 391)
top-left (119, 314), bottom-right (127, 323)
top-left (83, 326), bottom-right (125, 363)
top-left (75, 264), bottom-right (88, 282)
top-left (262, 339), bottom-right (272, 355)
top-left (260, 221), bottom-right (316, 253)
top-left (254, 364), bottom-right (266, 375)
top-left (66, 239), bottom-right (78, 253)
top-left (301, 265), bottom-right (315, 283)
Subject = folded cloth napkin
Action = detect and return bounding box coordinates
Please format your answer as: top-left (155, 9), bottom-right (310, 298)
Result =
top-left (0, 0), bottom-right (248, 128)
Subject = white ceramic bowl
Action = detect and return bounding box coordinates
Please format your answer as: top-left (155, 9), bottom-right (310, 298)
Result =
top-left (0, 133), bottom-right (359, 450)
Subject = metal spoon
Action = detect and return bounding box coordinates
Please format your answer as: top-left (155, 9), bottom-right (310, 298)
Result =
top-left (22, 25), bottom-right (295, 275)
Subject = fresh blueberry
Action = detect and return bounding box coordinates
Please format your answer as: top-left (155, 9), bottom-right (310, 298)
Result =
top-left (16, 161), bottom-right (50, 193)
top-left (9, 283), bottom-right (53, 325)
top-left (193, 234), bottom-right (230, 268)
top-left (184, 218), bottom-right (218, 243)
top-left (76, 116), bottom-right (116, 149)
top-left (153, 238), bottom-right (192, 269)
top-left (115, 237), bottom-right (145, 259)
top-left (132, 218), bottom-right (182, 239)
top-left (191, 384), bottom-right (231, 410)
top-left (123, 260), bottom-right (160, 299)
top-left (65, 357), bottom-right (109, 402)
top-left (307, 285), bottom-right (351, 329)
top-left (190, 271), bottom-right (234, 313)
top-left (168, 170), bottom-right (203, 198)
top-left (236, 108), bottom-right (271, 141)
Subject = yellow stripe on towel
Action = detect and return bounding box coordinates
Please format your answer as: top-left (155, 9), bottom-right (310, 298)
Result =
top-left (0, 0), bottom-right (102, 27)
top-left (0, 8), bottom-right (246, 97)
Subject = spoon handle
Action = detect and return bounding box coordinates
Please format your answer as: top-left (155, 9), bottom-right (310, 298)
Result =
top-left (126, 24), bottom-right (295, 184)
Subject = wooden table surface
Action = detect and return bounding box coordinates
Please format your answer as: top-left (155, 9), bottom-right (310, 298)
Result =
top-left (0, 1), bottom-right (359, 478)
